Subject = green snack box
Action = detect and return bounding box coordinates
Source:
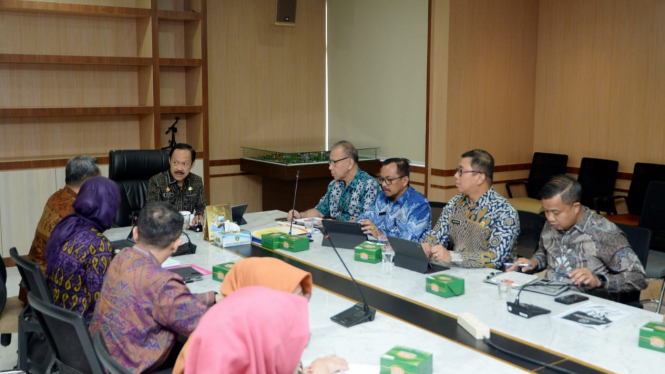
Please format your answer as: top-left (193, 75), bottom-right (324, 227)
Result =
top-left (639, 321), bottom-right (665, 353)
top-left (380, 345), bottom-right (433, 374)
top-left (261, 232), bottom-right (287, 249)
top-left (425, 274), bottom-right (465, 298)
top-left (212, 262), bottom-right (235, 282)
top-left (354, 241), bottom-right (383, 264)
top-left (281, 234), bottom-right (310, 252)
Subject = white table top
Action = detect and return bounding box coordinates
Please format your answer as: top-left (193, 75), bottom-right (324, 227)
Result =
top-left (107, 211), bottom-right (665, 373)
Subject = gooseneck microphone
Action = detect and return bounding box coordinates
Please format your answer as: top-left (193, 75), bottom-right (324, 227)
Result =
top-left (320, 226), bottom-right (376, 327)
top-left (289, 170), bottom-right (300, 235)
top-left (507, 282), bottom-right (571, 318)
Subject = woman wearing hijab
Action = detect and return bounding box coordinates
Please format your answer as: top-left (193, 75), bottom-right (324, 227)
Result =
top-left (45, 176), bottom-right (121, 318)
top-left (174, 258), bottom-right (348, 374)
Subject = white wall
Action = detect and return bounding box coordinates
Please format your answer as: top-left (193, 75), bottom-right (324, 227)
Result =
top-left (327, 0), bottom-right (429, 164)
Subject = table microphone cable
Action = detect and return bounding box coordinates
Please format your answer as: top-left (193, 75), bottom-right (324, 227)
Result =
top-left (482, 337), bottom-right (577, 374)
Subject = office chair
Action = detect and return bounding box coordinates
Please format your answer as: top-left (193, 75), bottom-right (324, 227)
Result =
top-left (506, 152), bottom-right (568, 214)
top-left (108, 149), bottom-right (170, 227)
top-left (10, 248), bottom-right (55, 373)
top-left (92, 331), bottom-right (130, 374)
top-left (614, 224), bottom-right (651, 308)
top-left (429, 201), bottom-right (446, 230)
top-left (513, 211), bottom-right (546, 259)
top-left (27, 293), bottom-right (105, 374)
top-left (638, 182), bottom-right (665, 313)
top-left (595, 162), bottom-right (665, 225)
top-left (577, 157), bottom-right (618, 209)
top-left (0, 258), bottom-right (22, 348)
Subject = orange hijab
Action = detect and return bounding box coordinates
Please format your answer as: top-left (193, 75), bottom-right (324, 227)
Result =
top-left (173, 258), bottom-right (313, 374)
top-left (220, 257), bottom-right (313, 298)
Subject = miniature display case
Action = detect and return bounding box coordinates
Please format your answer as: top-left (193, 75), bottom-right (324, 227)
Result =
top-left (241, 145), bottom-right (378, 166)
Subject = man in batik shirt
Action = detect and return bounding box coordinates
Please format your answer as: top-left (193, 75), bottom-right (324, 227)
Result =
top-left (19, 155), bottom-right (99, 303)
top-left (287, 141), bottom-right (380, 222)
top-left (90, 202), bottom-right (219, 373)
top-left (422, 150), bottom-right (520, 269)
top-left (508, 176), bottom-right (647, 300)
top-left (357, 158), bottom-right (431, 242)
top-left (147, 143), bottom-right (207, 228)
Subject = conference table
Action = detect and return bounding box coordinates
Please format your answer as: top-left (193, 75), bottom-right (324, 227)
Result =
top-left (106, 211), bottom-right (665, 373)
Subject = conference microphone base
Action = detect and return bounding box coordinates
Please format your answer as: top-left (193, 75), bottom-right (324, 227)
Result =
top-left (506, 302), bottom-right (551, 319)
top-left (331, 303), bottom-right (376, 328)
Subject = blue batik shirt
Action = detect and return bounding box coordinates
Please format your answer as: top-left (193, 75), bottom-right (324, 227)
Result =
top-left (426, 187), bottom-right (520, 269)
top-left (357, 186), bottom-right (432, 242)
top-left (316, 169), bottom-right (380, 221)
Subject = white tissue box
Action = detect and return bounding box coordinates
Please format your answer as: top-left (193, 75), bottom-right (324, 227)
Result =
top-left (214, 230), bottom-right (251, 247)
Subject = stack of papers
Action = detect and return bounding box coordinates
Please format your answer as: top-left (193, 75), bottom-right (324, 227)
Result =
top-left (484, 272), bottom-right (538, 287)
top-left (162, 258), bottom-right (181, 268)
top-left (554, 303), bottom-right (633, 331)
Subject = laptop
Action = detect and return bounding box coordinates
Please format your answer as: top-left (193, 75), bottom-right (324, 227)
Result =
top-left (388, 236), bottom-right (449, 274)
top-left (232, 204), bottom-right (249, 225)
top-left (321, 220), bottom-right (368, 250)
top-left (169, 266), bottom-right (203, 283)
top-left (110, 227), bottom-right (135, 250)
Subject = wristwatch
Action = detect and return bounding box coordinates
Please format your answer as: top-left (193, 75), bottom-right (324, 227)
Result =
top-left (597, 274), bottom-right (608, 289)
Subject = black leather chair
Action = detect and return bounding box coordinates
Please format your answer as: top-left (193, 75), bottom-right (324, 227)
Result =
top-left (577, 157), bottom-right (618, 209)
top-left (637, 181), bottom-right (665, 313)
top-left (429, 201), bottom-right (446, 230)
top-left (109, 150), bottom-right (170, 227)
top-left (595, 162), bottom-right (665, 225)
top-left (0, 256), bottom-right (22, 348)
top-left (614, 223), bottom-right (651, 308)
top-left (513, 211), bottom-right (547, 259)
top-left (28, 293), bottom-right (105, 374)
top-left (506, 152), bottom-right (568, 214)
top-left (93, 331), bottom-right (130, 374)
top-left (10, 247), bottom-right (55, 373)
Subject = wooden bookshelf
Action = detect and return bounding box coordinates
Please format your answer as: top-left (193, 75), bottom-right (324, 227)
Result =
top-left (0, 54), bottom-right (153, 66)
top-left (160, 105), bottom-right (202, 114)
top-left (157, 9), bottom-right (200, 21)
top-left (0, 0), bottom-right (151, 18)
top-left (159, 58), bottom-right (201, 66)
top-left (0, 106), bottom-right (154, 117)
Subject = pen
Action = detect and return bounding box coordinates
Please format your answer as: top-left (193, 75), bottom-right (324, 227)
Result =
top-left (503, 263), bottom-right (533, 267)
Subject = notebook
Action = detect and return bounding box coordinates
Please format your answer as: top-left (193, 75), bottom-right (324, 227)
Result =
top-left (484, 271), bottom-right (538, 288)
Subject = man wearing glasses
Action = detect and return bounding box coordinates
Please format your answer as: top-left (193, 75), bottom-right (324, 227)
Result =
top-left (287, 140), bottom-right (380, 221)
top-left (356, 158), bottom-right (431, 242)
top-left (147, 143), bottom-right (206, 228)
top-left (421, 149), bottom-right (520, 269)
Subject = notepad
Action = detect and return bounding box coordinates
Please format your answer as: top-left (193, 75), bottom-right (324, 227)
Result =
top-left (484, 272), bottom-right (538, 288)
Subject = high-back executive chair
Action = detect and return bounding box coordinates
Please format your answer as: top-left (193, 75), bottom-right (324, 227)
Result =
top-left (506, 152), bottom-right (568, 214)
top-left (108, 150), bottom-right (170, 227)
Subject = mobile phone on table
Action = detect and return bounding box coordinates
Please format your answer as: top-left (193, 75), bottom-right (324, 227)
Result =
top-left (554, 293), bottom-right (589, 305)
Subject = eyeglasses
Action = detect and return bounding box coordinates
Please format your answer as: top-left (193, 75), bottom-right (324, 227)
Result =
top-left (328, 156), bottom-right (349, 166)
top-left (455, 167), bottom-right (481, 176)
top-left (377, 176), bottom-right (405, 185)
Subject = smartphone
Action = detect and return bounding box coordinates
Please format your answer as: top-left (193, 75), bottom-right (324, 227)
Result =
top-left (554, 294), bottom-right (589, 305)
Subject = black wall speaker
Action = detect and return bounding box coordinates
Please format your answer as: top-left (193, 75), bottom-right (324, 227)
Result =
top-left (275, 0), bottom-right (297, 25)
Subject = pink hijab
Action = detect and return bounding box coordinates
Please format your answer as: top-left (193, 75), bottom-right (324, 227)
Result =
top-left (184, 286), bottom-right (310, 374)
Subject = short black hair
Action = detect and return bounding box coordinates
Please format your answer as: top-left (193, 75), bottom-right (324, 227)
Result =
top-left (383, 158), bottom-right (411, 178)
top-left (136, 202), bottom-right (184, 249)
top-left (461, 149), bottom-right (494, 184)
top-left (169, 143), bottom-right (196, 163)
top-left (332, 141), bottom-right (358, 164)
top-left (65, 155), bottom-right (99, 186)
top-left (538, 175), bottom-right (582, 205)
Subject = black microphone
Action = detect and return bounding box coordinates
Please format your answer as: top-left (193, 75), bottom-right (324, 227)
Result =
top-left (507, 282), bottom-right (571, 318)
top-left (320, 226), bottom-right (376, 327)
top-left (289, 170), bottom-right (300, 235)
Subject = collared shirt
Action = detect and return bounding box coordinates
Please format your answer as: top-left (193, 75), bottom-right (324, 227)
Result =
top-left (532, 206), bottom-right (648, 294)
top-left (315, 168), bottom-right (380, 221)
top-left (46, 228), bottom-right (114, 318)
top-left (20, 187), bottom-right (77, 303)
top-left (357, 186), bottom-right (431, 242)
top-left (89, 246), bottom-right (215, 373)
top-left (426, 187), bottom-right (520, 269)
top-left (147, 171), bottom-right (207, 216)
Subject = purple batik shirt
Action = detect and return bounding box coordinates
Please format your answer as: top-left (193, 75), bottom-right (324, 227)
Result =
top-left (89, 246), bottom-right (215, 373)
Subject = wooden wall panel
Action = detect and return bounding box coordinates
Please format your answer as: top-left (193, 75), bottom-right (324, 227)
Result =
top-left (427, 0), bottom-right (451, 172)
top-left (534, 0), bottom-right (665, 173)
top-left (0, 116), bottom-right (141, 159)
top-left (0, 64), bottom-right (141, 107)
top-left (209, 174), bottom-right (263, 213)
top-left (445, 0), bottom-right (538, 170)
top-left (0, 11), bottom-right (140, 56)
top-left (0, 168), bottom-right (57, 256)
top-left (206, 0), bottom-right (326, 161)
top-left (158, 19), bottom-right (186, 59)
